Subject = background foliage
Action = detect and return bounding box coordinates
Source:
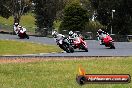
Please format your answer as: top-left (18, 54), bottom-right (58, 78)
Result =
top-left (59, 3), bottom-right (89, 33)
top-left (0, 0), bottom-right (132, 35)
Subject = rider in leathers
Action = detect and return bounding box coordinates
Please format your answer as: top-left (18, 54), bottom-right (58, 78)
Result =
top-left (13, 23), bottom-right (20, 35)
top-left (52, 30), bottom-right (66, 44)
top-left (68, 31), bottom-right (81, 45)
top-left (97, 29), bottom-right (109, 45)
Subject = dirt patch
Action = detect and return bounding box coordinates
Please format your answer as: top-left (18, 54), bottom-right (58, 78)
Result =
top-left (0, 57), bottom-right (92, 64)
top-left (0, 57), bottom-right (114, 64)
top-left (0, 58), bottom-right (43, 64)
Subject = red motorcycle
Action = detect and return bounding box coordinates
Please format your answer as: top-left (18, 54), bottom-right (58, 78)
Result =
top-left (102, 34), bottom-right (115, 49)
top-left (17, 27), bottom-right (29, 39)
top-left (69, 37), bottom-right (88, 52)
top-left (18, 32), bottom-right (29, 39)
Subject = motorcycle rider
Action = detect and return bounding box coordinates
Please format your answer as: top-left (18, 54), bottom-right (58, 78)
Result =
top-left (52, 30), bottom-right (66, 44)
top-left (52, 30), bottom-right (75, 53)
top-left (68, 31), bottom-right (88, 51)
top-left (17, 26), bottom-right (29, 39)
top-left (97, 29), bottom-right (109, 45)
top-left (69, 31), bottom-right (78, 39)
top-left (13, 23), bottom-right (20, 35)
top-left (19, 26), bottom-right (26, 34)
top-left (68, 31), bottom-right (82, 45)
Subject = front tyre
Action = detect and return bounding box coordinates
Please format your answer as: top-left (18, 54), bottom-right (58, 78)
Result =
top-left (69, 45), bottom-right (74, 53)
top-left (59, 44), bottom-right (71, 53)
top-left (64, 44), bottom-right (74, 53)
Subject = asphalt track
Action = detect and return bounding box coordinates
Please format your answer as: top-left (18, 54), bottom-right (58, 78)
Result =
top-left (0, 34), bottom-right (132, 57)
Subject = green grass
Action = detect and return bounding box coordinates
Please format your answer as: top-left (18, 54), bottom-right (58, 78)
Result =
top-left (0, 57), bottom-right (131, 88)
top-left (0, 40), bottom-right (61, 55)
top-left (0, 14), bottom-right (61, 33)
top-left (0, 14), bottom-right (36, 33)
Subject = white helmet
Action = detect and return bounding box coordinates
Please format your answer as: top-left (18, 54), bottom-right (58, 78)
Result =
top-left (98, 29), bottom-right (102, 32)
top-left (69, 31), bottom-right (74, 36)
top-left (74, 33), bottom-right (78, 37)
top-left (14, 23), bottom-right (19, 26)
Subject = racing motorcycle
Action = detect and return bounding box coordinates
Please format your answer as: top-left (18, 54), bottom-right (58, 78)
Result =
top-left (56, 38), bottom-right (74, 53)
top-left (69, 37), bottom-right (88, 52)
top-left (99, 34), bottom-right (115, 49)
top-left (17, 27), bottom-right (29, 39)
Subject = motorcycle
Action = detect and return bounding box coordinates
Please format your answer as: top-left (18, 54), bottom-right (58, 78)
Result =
top-left (99, 34), bottom-right (115, 49)
top-left (69, 37), bottom-right (88, 52)
top-left (17, 27), bottom-right (29, 39)
top-left (56, 38), bottom-right (74, 53)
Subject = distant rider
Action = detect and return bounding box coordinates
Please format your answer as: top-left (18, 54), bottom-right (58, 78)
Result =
top-left (97, 29), bottom-right (109, 45)
top-left (13, 23), bottom-right (20, 35)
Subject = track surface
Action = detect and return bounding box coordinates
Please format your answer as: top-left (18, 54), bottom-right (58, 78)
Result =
top-left (0, 34), bottom-right (132, 56)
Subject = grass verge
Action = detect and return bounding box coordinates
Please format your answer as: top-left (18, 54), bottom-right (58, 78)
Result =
top-left (0, 57), bottom-right (131, 88)
top-left (0, 40), bottom-right (61, 55)
top-left (0, 14), bottom-right (36, 33)
top-left (0, 14), bottom-right (61, 33)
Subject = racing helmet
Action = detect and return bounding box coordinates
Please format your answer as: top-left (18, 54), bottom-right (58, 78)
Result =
top-left (98, 29), bottom-right (103, 34)
top-left (69, 31), bottom-right (74, 36)
top-left (14, 23), bottom-right (19, 26)
top-left (98, 29), bottom-right (102, 32)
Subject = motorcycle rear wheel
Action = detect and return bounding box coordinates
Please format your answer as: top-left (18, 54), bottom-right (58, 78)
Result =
top-left (110, 42), bottom-right (115, 49)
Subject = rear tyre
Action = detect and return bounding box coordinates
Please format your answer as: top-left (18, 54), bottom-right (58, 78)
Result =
top-left (60, 44), bottom-right (71, 53)
top-left (85, 49), bottom-right (88, 52)
top-left (65, 46), bottom-right (71, 53)
top-left (25, 34), bottom-right (29, 39)
top-left (110, 43), bottom-right (115, 49)
top-left (26, 35), bottom-right (29, 39)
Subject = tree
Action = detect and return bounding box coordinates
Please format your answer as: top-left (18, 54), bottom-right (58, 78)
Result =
top-left (90, 0), bottom-right (132, 35)
top-left (80, 0), bottom-right (94, 16)
top-left (33, 0), bottom-right (60, 36)
top-left (55, 0), bottom-right (83, 20)
top-left (0, 1), bottom-right (11, 19)
top-left (0, 0), bottom-right (32, 24)
top-left (59, 3), bottom-right (89, 32)
top-left (113, 0), bottom-right (132, 34)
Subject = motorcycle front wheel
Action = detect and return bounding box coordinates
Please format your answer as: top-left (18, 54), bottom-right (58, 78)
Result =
top-left (68, 45), bottom-right (74, 53)
top-left (59, 44), bottom-right (72, 53)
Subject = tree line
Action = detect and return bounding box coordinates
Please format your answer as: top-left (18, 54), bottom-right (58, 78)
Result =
top-left (0, 0), bottom-right (132, 36)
